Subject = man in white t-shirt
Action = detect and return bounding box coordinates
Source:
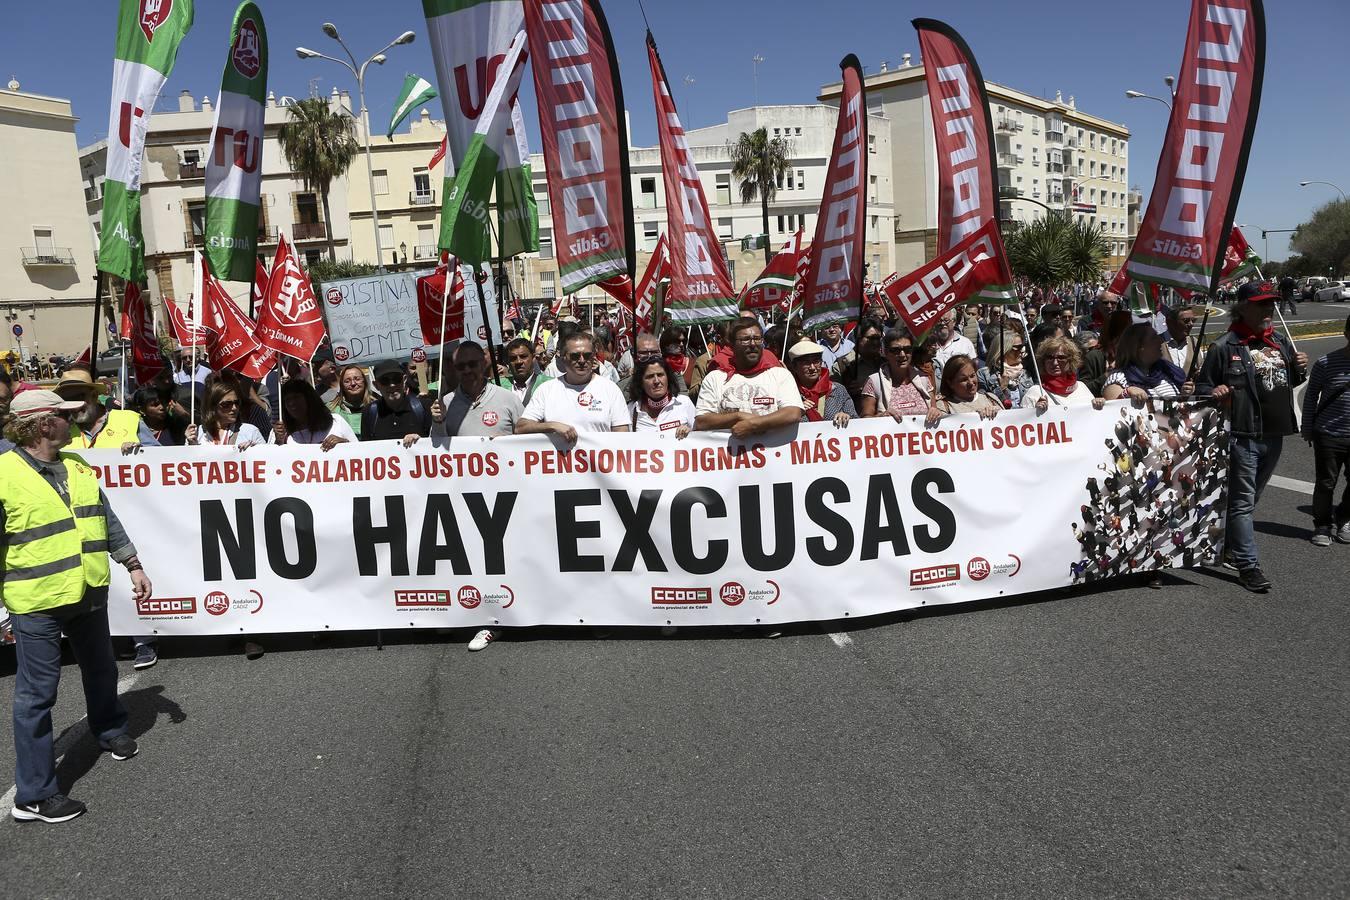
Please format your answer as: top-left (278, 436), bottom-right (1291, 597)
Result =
top-left (930, 310), bottom-right (977, 379)
top-left (695, 319), bottom-right (805, 439)
top-left (517, 332), bottom-right (631, 444)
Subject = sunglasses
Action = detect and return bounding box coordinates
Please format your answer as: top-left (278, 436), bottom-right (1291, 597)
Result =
top-left (217, 400), bottom-right (239, 410)
top-left (1006, 346), bottom-right (1025, 356)
top-left (886, 345), bottom-right (914, 355)
top-left (501, 330), bottom-right (516, 337)
top-left (566, 352), bottom-right (596, 362)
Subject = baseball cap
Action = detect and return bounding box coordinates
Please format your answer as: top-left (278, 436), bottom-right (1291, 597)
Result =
top-left (372, 360), bottom-right (403, 382)
top-left (10, 389), bottom-right (84, 419)
top-left (786, 339), bottom-right (828, 361)
top-left (1235, 281), bottom-right (1279, 304)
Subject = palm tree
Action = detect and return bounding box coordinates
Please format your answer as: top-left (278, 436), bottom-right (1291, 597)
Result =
top-left (1005, 215), bottom-right (1109, 292)
top-left (728, 128), bottom-right (793, 264)
top-left (278, 98), bottom-right (359, 263)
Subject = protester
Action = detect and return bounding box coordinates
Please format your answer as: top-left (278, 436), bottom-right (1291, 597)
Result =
top-left (131, 387), bottom-right (184, 446)
top-left (497, 337), bottom-right (554, 406)
top-left (186, 383), bottom-right (266, 448)
top-left (929, 310), bottom-right (977, 375)
top-left (1029, 321), bottom-right (1065, 350)
top-left (977, 329), bottom-right (1036, 409)
top-left (518, 332), bottom-right (631, 444)
top-left (1075, 289), bottom-right (1120, 336)
top-left (1197, 281), bottom-right (1308, 592)
top-left (431, 342), bottom-right (523, 439)
top-left (329, 365), bottom-right (373, 435)
top-left (617, 332), bottom-right (685, 397)
top-left (1, 389), bottom-right (153, 824)
top-left (0, 377), bottom-right (14, 454)
top-left (208, 370), bottom-right (273, 436)
top-left (1278, 274), bottom-right (1298, 317)
top-left (590, 330), bottom-right (621, 384)
top-left (1299, 314), bottom-right (1350, 546)
top-left (695, 319), bottom-right (805, 437)
top-left (787, 339), bottom-right (855, 427)
top-left (659, 327), bottom-right (698, 395)
top-left (1080, 309), bottom-right (1132, 397)
top-left (628, 358), bottom-right (697, 436)
top-left (55, 369), bottom-right (157, 452)
top-left (1022, 336), bottom-right (1106, 411)
top-left (1163, 305), bottom-right (1205, 373)
top-left (818, 323), bottom-right (854, 371)
top-left (835, 316), bottom-right (885, 409)
top-left (859, 327), bottom-right (933, 420)
top-left (359, 360), bottom-right (432, 446)
top-left (173, 350), bottom-right (211, 388)
top-left (314, 356), bottom-right (340, 404)
top-left (1103, 324), bottom-right (1196, 401)
top-left (930, 353), bottom-right (1001, 422)
top-left (271, 379), bottom-right (357, 449)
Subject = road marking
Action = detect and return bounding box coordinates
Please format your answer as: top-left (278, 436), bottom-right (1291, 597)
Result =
top-left (1269, 474), bottom-right (1315, 496)
top-left (1, 670), bottom-right (140, 811)
top-left (827, 631), bottom-right (855, 649)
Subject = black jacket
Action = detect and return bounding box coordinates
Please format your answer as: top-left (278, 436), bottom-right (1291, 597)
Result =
top-left (1196, 330), bottom-right (1305, 438)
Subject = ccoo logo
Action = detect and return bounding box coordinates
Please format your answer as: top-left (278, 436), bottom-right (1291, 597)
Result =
top-left (457, 586), bottom-right (482, 609)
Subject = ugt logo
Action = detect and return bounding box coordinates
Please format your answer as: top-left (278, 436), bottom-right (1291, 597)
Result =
top-left (139, 0), bottom-right (174, 42)
top-left (232, 18), bottom-right (262, 79)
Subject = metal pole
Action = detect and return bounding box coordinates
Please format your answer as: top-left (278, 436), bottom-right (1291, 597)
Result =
top-left (357, 76), bottom-right (384, 270)
top-left (89, 271), bottom-right (106, 372)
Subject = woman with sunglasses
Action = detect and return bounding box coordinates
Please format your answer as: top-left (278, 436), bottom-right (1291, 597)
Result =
top-left (272, 379), bottom-right (356, 450)
top-left (859, 327), bottom-right (933, 420)
top-left (1022, 336), bottom-right (1106, 411)
top-left (328, 365), bottom-right (373, 435)
top-left (627, 357), bottom-right (695, 437)
top-left (186, 383), bottom-right (265, 448)
top-left (977, 328), bottom-right (1036, 409)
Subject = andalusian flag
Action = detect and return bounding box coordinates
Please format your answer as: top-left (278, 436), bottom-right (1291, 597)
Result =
top-left (438, 30), bottom-right (528, 266)
top-left (388, 74), bottom-right (437, 139)
top-left (204, 1), bottom-right (268, 282)
top-left (99, 0), bottom-right (195, 283)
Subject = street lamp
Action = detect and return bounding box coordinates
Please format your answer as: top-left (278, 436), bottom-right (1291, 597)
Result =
top-left (752, 53), bottom-right (764, 106)
top-left (1298, 180), bottom-right (1347, 202)
top-left (296, 24), bottom-right (416, 271)
top-left (1124, 89), bottom-right (1172, 111)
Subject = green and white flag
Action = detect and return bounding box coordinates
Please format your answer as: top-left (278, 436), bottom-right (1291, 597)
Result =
top-left (438, 30), bottom-right (528, 266)
top-left (422, 0), bottom-right (538, 261)
top-left (387, 74), bottom-right (437, 139)
top-left (99, 0), bottom-right (195, 283)
top-left (204, 1), bottom-right (268, 283)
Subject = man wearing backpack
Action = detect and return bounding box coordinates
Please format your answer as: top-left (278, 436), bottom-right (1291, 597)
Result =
top-left (360, 360), bottom-right (432, 446)
top-left (1301, 314), bottom-right (1350, 546)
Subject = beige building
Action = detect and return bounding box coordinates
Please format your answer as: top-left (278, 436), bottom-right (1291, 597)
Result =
top-left (1, 82), bottom-right (100, 360)
top-left (80, 88), bottom-right (357, 321)
top-left (820, 60), bottom-right (1130, 274)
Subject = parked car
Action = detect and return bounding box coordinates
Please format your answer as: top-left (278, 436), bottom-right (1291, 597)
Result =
top-left (1302, 276), bottom-right (1330, 300)
top-left (1314, 281), bottom-right (1350, 302)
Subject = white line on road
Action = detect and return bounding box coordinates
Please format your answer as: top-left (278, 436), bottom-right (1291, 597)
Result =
top-left (827, 631), bottom-right (855, 649)
top-left (1, 670), bottom-right (140, 811)
top-left (1269, 475), bottom-right (1315, 496)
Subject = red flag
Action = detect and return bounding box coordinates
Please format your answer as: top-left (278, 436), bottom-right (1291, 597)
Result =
top-left (595, 275), bottom-right (634, 308)
top-left (429, 134), bottom-right (447, 170)
top-left (417, 260), bottom-right (465, 348)
top-left (1121, 0), bottom-right (1265, 296)
top-left (744, 232), bottom-right (803, 310)
top-left (74, 344), bottom-right (92, 366)
top-left (913, 19), bottom-right (1016, 305)
top-left (200, 256), bottom-right (265, 374)
top-left (647, 33), bottom-right (738, 322)
top-left (121, 283), bottom-right (166, 383)
top-left (880, 219), bottom-right (1009, 333)
top-left (634, 234), bottom-right (671, 333)
top-left (255, 235), bottom-right (328, 361)
top-left (549, 293), bottom-right (566, 317)
top-left (252, 258), bottom-right (269, 310)
top-left (569, 296), bottom-right (581, 320)
top-left (523, 0), bottom-right (633, 294)
top-left (505, 296), bottom-right (524, 322)
top-left (165, 299), bottom-right (207, 348)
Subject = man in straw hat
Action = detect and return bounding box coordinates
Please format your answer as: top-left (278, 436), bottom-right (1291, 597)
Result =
top-left (1, 389), bottom-right (154, 824)
top-left (54, 367), bottom-right (159, 453)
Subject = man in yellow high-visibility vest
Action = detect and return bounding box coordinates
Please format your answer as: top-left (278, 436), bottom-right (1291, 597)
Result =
top-left (54, 369), bottom-right (157, 452)
top-left (1, 390), bottom-right (154, 825)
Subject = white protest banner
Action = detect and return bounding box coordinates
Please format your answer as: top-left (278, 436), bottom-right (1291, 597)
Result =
top-left (83, 401), bottom-right (1229, 636)
top-left (321, 267), bottom-right (499, 365)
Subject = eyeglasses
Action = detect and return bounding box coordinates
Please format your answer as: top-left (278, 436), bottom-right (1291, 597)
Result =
top-left (886, 345), bottom-right (914, 355)
top-left (735, 338), bottom-right (764, 346)
top-left (217, 400), bottom-right (239, 410)
top-left (566, 352), bottom-right (596, 362)
top-left (1044, 354), bottom-right (1070, 363)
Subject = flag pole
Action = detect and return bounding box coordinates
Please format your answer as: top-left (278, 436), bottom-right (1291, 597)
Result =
top-left (1185, 306), bottom-right (1211, 381)
top-left (190, 251), bottom-right (200, 428)
top-left (437, 258), bottom-right (452, 396)
top-left (1254, 265), bottom-right (1298, 353)
top-left (1017, 300), bottom-right (1052, 405)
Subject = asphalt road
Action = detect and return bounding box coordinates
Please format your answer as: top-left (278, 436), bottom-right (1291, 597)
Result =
top-left (1, 336), bottom-right (1347, 898)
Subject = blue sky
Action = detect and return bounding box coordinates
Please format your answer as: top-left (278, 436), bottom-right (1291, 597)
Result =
top-left (6, 0), bottom-right (1347, 261)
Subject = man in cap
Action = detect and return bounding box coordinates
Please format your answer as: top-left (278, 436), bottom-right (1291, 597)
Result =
top-left (1197, 281), bottom-right (1308, 592)
top-left (55, 368), bottom-right (158, 453)
top-left (1, 390), bottom-right (153, 823)
top-left (360, 360), bottom-right (432, 446)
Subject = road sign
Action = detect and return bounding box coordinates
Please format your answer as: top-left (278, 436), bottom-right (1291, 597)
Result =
top-left (11, 324), bottom-right (22, 338)
top-left (106, 320), bottom-right (118, 335)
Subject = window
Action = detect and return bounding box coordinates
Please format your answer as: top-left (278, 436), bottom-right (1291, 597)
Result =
top-left (794, 127), bottom-right (802, 136)
top-left (413, 168), bottom-right (431, 198)
top-left (640, 177), bottom-right (657, 209)
top-left (541, 270), bottom-right (556, 300)
top-left (643, 221), bottom-right (659, 251)
top-left (536, 188), bottom-right (550, 216)
top-left (1088, 134), bottom-right (1096, 150)
top-left (379, 224), bottom-right (395, 260)
top-left (868, 134), bottom-right (876, 154)
top-left (186, 199), bottom-right (206, 245)
top-left (715, 173), bottom-right (731, 206)
top-left (796, 169), bottom-right (805, 190)
top-left (777, 214), bottom-right (785, 232)
top-left (786, 170), bottom-right (795, 190)
top-left (539, 227), bottom-right (553, 259)
top-left (182, 148), bottom-right (201, 166)
top-left (416, 224), bottom-right (435, 259)
top-left (717, 217), bottom-right (733, 241)
top-left (869, 174), bottom-right (878, 202)
top-left (773, 128), bottom-right (781, 137)
top-left (373, 169), bottom-right (389, 195)
top-left (870, 215), bottom-right (878, 241)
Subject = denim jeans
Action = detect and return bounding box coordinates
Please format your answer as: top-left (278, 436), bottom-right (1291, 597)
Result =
top-left (1312, 436), bottom-right (1350, 528)
top-left (1226, 435), bottom-right (1285, 570)
top-left (10, 592), bottom-right (128, 805)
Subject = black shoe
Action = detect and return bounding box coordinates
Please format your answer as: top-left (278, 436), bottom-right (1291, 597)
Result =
top-left (104, 734), bottom-right (138, 760)
top-left (12, 793), bottom-right (87, 824)
top-left (1237, 567), bottom-right (1272, 593)
top-left (133, 642), bottom-right (158, 670)
top-left (1221, 550), bottom-right (1238, 571)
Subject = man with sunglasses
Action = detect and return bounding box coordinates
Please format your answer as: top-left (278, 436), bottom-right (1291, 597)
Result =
top-left (1, 390), bottom-right (154, 824)
top-left (360, 360), bottom-right (432, 446)
top-left (430, 342), bottom-right (522, 439)
top-left (517, 332), bottom-right (630, 444)
top-left (1163, 304), bottom-right (1205, 373)
top-left (1075, 289), bottom-right (1120, 336)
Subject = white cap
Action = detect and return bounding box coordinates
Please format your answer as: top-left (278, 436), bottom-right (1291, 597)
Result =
top-left (786, 339), bottom-right (827, 361)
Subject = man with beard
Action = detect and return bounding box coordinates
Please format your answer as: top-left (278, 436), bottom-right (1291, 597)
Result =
top-left (929, 309), bottom-right (978, 379)
top-left (695, 318), bottom-right (804, 438)
top-left (360, 360), bottom-right (431, 446)
top-left (55, 369), bottom-right (158, 453)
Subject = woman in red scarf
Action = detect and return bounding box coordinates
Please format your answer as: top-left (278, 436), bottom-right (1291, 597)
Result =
top-left (1023, 336), bottom-right (1105, 411)
top-left (787, 340), bottom-right (855, 427)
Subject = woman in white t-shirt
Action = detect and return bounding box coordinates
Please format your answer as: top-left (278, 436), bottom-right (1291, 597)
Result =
top-left (186, 383), bottom-right (266, 449)
top-left (628, 358), bottom-right (695, 437)
top-left (270, 379), bottom-right (358, 451)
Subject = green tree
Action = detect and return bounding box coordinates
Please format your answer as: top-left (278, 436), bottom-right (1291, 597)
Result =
top-left (278, 98), bottom-right (360, 263)
top-left (1005, 215), bottom-right (1110, 291)
top-left (1289, 200), bottom-right (1350, 275)
top-left (728, 128), bottom-right (793, 265)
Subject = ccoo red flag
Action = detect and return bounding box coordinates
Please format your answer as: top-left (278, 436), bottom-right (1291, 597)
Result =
top-left (880, 219), bottom-right (1010, 333)
top-left (633, 234), bottom-right (671, 332)
top-left (255, 235), bottom-right (327, 361)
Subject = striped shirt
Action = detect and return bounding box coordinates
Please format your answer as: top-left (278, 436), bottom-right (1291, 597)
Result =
top-left (1301, 347), bottom-right (1350, 439)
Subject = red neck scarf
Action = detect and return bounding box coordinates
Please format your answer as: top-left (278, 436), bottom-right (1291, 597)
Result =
top-left (1228, 318), bottom-right (1279, 349)
top-left (664, 353), bottom-right (691, 378)
top-left (711, 345), bottom-right (781, 377)
top-left (797, 370), bottom-right (833, 421)
top-left (1041, 370), bottom-right (1079, 397)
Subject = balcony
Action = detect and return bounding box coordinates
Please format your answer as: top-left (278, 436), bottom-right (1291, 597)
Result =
top-left (998, 185), bottom-right (1024, 199)
top-left (410, 190), bottom-right (437, 206)
top-left (179, 162), bottom-right (206, 179)
top-left (997, 153), bottom-right (1023, 169)
top-left (293, 222), bottom-right (327, 241)
top-left (1065, 136), bottom-right (1080, 149)
top-left (414, 244), bottom-right (437, 260)
top-left (21, 247), bottom-right (76, 266)
top-left (995, 117), bottom-right (1023, 133)
top-left (1048, 163), bottom-right (1065, 174)
top-left (1046, 129), bottom-right (1064, 144)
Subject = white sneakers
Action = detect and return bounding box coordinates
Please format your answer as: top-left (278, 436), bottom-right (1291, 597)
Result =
top-left (467, 629), bottom-right (497, 652)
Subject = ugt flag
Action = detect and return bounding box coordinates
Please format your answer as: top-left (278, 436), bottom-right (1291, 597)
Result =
top-left (255, 235), bottom-right (327, 361)
top-left (205, 1), bottom-right (268, 282)
top-left (388, 74), bottom-right (437, 139)
top-left (99, 0), bottom-right (195, 283)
